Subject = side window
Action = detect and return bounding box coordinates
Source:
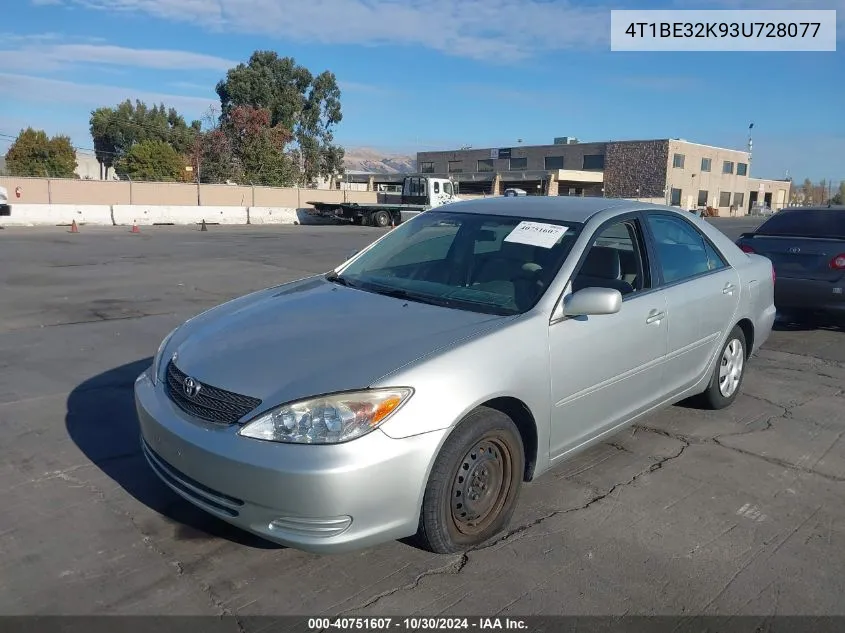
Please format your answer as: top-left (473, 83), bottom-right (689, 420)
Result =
top-left (443, 182), bottom-right (453, 195)
top-left (572, 219), bottom-right (649, 297)
top-left (646, 214), bottom-right (721, 284)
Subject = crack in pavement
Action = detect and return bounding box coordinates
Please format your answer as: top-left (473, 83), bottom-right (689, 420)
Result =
top-left (339, 432), bottom-right (691, 614)
top-left (48, 470), bottom-right (242, 620)
top-left (635, 393), bottom-right (845, 484)
top-left (335, 556), bottom-right (469, 617)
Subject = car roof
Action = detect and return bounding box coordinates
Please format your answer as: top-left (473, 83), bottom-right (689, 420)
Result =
top-left (436, 195), bottom-right (673, 223)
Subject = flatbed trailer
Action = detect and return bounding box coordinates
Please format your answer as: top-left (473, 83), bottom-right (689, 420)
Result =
top-left (306, 176), bottom-right (461, 227)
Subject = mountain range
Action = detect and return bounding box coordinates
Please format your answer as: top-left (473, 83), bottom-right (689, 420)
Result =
top-left (342, 147), bottom-right (416, 174)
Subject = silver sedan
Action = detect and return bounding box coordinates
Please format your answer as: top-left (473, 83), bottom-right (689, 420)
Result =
top-left (135, 197), bottom-right (777, 554)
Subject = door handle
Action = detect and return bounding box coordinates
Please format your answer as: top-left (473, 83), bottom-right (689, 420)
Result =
top-left (645, 310), bottom-right (665, 324)
top-left (722, 283), bottom-right (735, 295)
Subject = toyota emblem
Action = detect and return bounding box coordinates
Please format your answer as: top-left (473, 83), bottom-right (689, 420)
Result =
top-left (183, 376), bottom-right (202, 398)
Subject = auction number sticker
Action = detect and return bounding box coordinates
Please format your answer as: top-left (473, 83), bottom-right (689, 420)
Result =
top-left (504, 221), bottom-right (568, 249)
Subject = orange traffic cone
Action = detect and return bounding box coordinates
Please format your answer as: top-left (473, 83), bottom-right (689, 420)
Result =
top-left (200, 219), bottom-right (208, 232)
top-left (130, 221), bottom-right (140, 234)
top-left (70, 220), bottom-right (79, 233)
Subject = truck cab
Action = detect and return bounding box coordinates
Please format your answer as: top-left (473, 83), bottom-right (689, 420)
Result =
top-left (402, 176), bottom-right (461, 208)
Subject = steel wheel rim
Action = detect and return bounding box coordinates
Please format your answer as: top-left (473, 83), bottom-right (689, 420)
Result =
top-left (450, 435), bottom-right (514, 536)
top-left (718, 338), bottom-right (744, 398)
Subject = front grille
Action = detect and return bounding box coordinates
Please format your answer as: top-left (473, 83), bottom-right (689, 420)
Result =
top-left (165, 360), bottom-right (261, 425)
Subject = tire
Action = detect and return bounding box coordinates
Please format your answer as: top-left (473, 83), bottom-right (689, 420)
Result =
top-left (414, 406), bottom-right (524, 554)
top-left (697, 325), bottom-right (748, 410)
top-left (372, 210), bottom-right (391, 228)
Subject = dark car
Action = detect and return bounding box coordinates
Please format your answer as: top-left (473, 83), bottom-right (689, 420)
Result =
top-left (735, 206), bottom-right (845, 321)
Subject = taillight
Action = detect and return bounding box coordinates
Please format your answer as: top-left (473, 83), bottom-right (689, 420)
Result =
top-left (772, 264), bottom-right (776, 284)
top-left (831, 253), bottom-right (845, 270)
top-left (739, 244), bottom-right (755, 253)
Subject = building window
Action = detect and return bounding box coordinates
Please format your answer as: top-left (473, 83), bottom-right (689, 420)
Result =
top-left (701, 157), bottom-right (712, 172)
top-left (733, 192), bottom-right (745, 207)
top-left (722, 161), bottom-right (734, 174)
top-left (697, 190), bottom-right (708, 207)
top-left (582, 154), bottom-right (605, 170)
top-left (509, 157), bottom-right (527, 170)
top-left (719, 191), bottom-right (732, 207)
top-left (420, 162), bottom-right (434, 173)
top-left (545, 156), bottom-right (564, 170)
top-left (477, 159), bottom-right (495, 172)
top-left (737, 162), bottom-right (748, 176)
top-left (673, 153), bottom-right (685, 169)
top-left (447, 160), bottom-right (463, 173)
top-left (670, 188), bottom-right (682, 206)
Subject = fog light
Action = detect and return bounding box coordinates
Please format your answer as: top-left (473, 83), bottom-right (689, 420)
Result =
top-left (268, 515), bottom-right (352, 538)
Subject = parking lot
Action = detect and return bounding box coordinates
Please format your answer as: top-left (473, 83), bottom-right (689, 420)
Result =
top-left (1, 217), bottom-right (844, 617)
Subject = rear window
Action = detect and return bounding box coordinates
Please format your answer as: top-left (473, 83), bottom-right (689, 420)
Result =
top-left (757, 209), bottom-right (845, 239)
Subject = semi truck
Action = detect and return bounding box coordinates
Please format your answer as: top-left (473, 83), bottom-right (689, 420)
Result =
top-left (307, 176), bottom-right (462, 227)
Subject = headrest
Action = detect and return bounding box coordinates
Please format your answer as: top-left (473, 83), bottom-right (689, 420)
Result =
top-left (581, 246), bottom-right (621, 280)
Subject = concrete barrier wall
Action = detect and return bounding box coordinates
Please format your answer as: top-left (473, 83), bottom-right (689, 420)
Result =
top-left (248, 207), bottom-right (299, 225)
top-left (112, 205), bottom-right (248, 226)
top-left (0, 176), bottom-right (380, 207)
top-left (0, 204), bottom-right (113, 226)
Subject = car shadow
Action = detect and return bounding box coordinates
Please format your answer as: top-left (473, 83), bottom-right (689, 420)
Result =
top-left (773, 312), bottom-right (844, 333)
top-left (65, 358), bottom-right (282, 549)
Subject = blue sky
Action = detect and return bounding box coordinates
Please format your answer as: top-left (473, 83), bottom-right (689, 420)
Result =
top-left (1, 0), bottom-right (843, 181)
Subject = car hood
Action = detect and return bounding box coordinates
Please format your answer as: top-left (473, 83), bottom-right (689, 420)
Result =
top-left (168, 276), bottom-right (507, 408)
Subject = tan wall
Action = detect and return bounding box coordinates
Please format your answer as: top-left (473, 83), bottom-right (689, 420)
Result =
top-left (0, 176), bottom-right (378, 207)
top-left (666, 140), bottom-right (751, 211)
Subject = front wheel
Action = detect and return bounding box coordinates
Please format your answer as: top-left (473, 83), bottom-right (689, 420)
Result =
top-left (697, 325), bottom-right (747, 410)
top-left (415, 407), bottom-right (524, 554)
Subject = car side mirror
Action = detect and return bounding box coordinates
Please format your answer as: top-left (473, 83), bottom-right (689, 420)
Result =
top-left (562, 287), bottom-right (622, 316)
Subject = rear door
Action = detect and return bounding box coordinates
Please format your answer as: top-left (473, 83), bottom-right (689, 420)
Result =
top-left (643, 212), bottom-right (741, 396)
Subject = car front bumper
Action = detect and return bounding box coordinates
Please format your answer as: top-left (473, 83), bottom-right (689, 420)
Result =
top-left (775, 276), bottom-right (845, 314)
top-left (134, 369), bottom-right (447, 554)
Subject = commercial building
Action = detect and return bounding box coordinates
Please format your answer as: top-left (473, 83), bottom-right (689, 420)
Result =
top-left (415, 137), bottom-right (791, 215)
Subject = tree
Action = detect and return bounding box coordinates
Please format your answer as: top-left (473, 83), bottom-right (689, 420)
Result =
top-left (801, 178), bottom-right (813, 205)
top-left (90, 99), bottom-right (201, 174)
top-left (5, 127), bottom-right (77, 178)
top-left (215, 51), bottom-right (345, 185)
top-left (832, 180), bottom-right (845, 205)
top-left (222, 106), bottom-right (298, 186)
top-left (115, 139), bottom-right (185, 181)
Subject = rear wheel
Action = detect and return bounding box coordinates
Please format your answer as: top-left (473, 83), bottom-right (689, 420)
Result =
top-left (372, 210), bottom-right (391, 228)
top-left (415, 407), bottom-right (524, 554)
top-left (697, 325), bottom-right (747, 410)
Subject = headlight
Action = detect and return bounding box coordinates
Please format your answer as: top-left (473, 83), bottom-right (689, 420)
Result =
top-left (151, 327), bottom-right (179, 385)
top-left (238, 388), bottom-right (413, 444)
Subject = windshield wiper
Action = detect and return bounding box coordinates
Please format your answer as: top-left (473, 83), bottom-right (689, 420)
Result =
top-left (325, 271), bottom-right (355, 287)
top-left (365, 284), bottom-right (455, 308)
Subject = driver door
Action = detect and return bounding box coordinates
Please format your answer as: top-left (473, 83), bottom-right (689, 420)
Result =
top-left (549, 214), bottom-right (670, 461)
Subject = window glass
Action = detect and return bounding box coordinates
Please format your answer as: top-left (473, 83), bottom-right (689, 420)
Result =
top-left (338, 211), bottom-right (582, 315)
top-left (573, 220), bottom-right (648, 296)
top-left (646, 215), bottom-right (719, 284)
top-left (757, 209), bottom-right (845, 239)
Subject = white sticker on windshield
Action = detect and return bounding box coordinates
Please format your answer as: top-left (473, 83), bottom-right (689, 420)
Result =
top-left (504, 221), bottom-right (568, 249)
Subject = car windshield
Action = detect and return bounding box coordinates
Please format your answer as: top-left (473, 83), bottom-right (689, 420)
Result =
top-left (757, 208), bottom-right (845, 240)
top-left (331, 210), bottom-right (582, 316)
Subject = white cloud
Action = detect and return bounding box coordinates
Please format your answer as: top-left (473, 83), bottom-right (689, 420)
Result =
top-left (0, 43), bottom-right (236, 73)
top-left (35, 0), bottom-right (612, 61)
top-left (1, 72), bottom-right (216, 114)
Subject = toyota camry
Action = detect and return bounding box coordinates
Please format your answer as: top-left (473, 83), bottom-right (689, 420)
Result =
top-left (135, 196), bottom-right (776, 554)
